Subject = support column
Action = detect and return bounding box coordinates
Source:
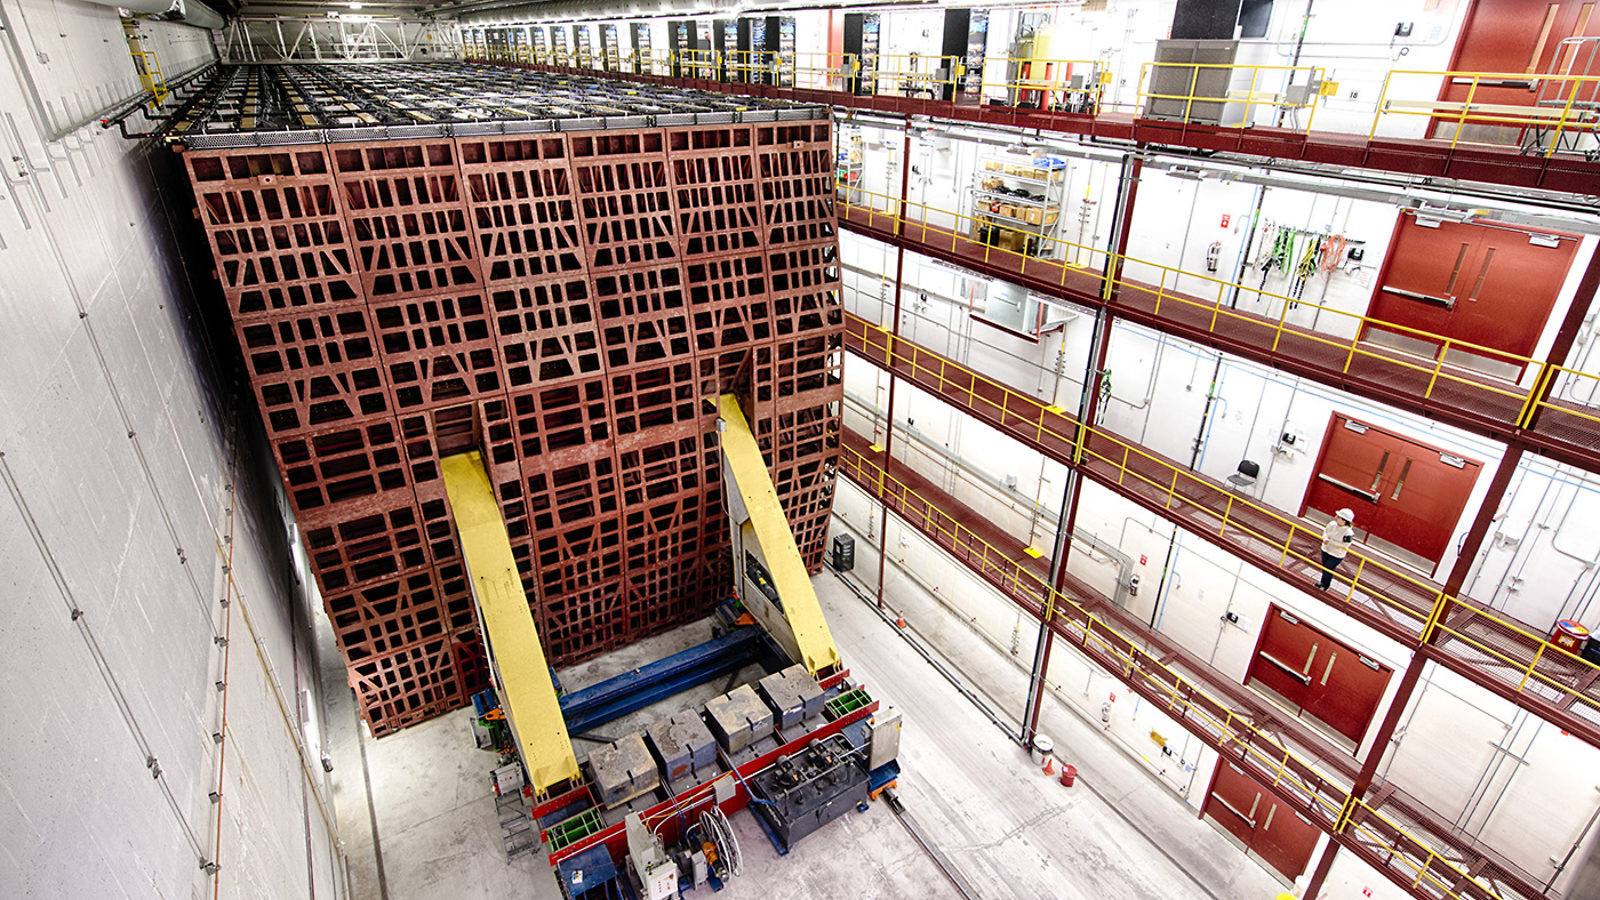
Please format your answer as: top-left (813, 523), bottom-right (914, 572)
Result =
top-left (875, 126), bottom-right (915, 609)
top-left (1301, 838), bottom-right (1340, 900)
top-left (1101, 154), bottom-right (1143, 307)
top-left (1301, 443), bottom-right (1525, 900)
top-left (1021, 151), bottom-right (1141, 742)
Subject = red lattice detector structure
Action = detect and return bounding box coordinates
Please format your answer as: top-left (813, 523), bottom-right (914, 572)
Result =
top-left (174, 63), bottom-right (843, 735)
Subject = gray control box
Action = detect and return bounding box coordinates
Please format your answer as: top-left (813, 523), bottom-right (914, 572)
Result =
top-left (705, 684), bottom-right (774, 753)
top-left (588, 731), bottom-right (661, 809)
top-left (645, 710), bottom-right (717, 782)
top-left (757, 664), bottom-right (826, 730)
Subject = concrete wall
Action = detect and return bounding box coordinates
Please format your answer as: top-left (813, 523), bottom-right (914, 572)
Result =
top-left (0, 5), bottom-right (343, 897)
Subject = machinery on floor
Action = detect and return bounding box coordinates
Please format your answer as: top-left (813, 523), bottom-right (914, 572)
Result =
top-left (441, 393), bottom-right (901, 899)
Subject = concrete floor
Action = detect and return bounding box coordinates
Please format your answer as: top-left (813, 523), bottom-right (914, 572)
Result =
top-left (318, 524), bottom-right (1290, 899)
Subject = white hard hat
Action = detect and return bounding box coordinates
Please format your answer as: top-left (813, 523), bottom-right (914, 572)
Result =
top-left (1336, 508), bottom-right (1355, 522)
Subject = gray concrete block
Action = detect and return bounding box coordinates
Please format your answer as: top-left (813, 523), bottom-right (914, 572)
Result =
top-left (645, 710), bottom-right (717, 782)
top-left (587, 732), bottom-right (661, 809)
top-left (757, 664), bottom-right (826, 729)
top-left (705, 684), bottom-right (774, 753)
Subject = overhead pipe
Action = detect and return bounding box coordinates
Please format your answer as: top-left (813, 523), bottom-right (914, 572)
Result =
top-left (93, 0), bottom-right (227, 30)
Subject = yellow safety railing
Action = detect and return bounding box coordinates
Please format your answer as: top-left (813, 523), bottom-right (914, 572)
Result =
top-left (491, 33), bottom-right (1600, 160)
top-left (842, 312), bottom-right (1600, 723)
top-left (838, 442), bottom-right (1507, 900)
top-left (124, 24), bottom-right (169, 106)
top-left (1136, 61), bottom-right (1328, 132)
top-left (1370, 68), bottom-right (1600, 157)
top-left (837, 177), bottom-right (1110, 275)
top-left (833, 180), bottom-right (1573, 428)
top-left (1529, 365), bottom-right (1600, 430)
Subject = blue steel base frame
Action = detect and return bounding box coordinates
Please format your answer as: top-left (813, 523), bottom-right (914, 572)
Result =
top-left (557, 602), bottom-right (786, 736)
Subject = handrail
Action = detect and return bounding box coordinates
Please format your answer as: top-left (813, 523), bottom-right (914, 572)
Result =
top-left (490, 41), bottom-right (1600, 163)
top-left (1135, 60), bottom-right (1327, 132)
top-left (1371, 67), bottom-right (1600, 156)
top-left (838, 440), bottom-right (1513, 900)
top-left (832, 179), bottom-right (1569, 422)
top-left (841, 312), bottom-right (1600, 725)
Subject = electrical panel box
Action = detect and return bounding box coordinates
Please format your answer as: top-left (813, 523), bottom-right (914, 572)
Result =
top-left (588, 732), bottom-right (662, 809)
top-left (626, 813), bottom-right (679, 900)
top-left (749, 734), bottom-right (869, 849)
top-left (492, 762), bottom-right (524, 795)
top-left (645, 710), bottom-right (717, 783)
top-left (868, 709), bottom-right (902, 771)
top-left (757, 664), bottom-right (826, 730)
top-left (705, 684), bottom-right (774, 753)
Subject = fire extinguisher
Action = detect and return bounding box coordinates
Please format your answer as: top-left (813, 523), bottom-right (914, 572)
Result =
top-left (1205, 241), bottom-right (1222, 273)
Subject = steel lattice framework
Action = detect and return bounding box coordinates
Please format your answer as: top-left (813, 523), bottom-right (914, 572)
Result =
top-left (177, 64), bottom-right (842, 735)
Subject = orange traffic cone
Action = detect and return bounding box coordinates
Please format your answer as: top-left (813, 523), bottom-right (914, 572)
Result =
top-left (1042, 754), bottom-right (1056, 776)
top-left (895, 611), bottom-right (906, 628)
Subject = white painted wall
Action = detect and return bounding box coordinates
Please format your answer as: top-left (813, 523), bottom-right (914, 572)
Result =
top-left (0, 7), bottom-right (342, 898)
top-left (1465, 454), bottom-right (1600, 630)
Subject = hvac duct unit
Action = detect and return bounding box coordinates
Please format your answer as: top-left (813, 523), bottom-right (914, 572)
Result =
top-left (1144, 39), bottom-right (1240, 126)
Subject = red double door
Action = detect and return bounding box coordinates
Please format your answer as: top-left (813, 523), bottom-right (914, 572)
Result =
top-left (1301, 413), bottom-right (1482, 571)
top-left (1201, 761), bottom-right (1322, 881)
top-left (1246, 605), bottom-right (1394, 745)
top-left (1364, 215), bottom-right (1577, 372)
top-left (1435, 0), bottom-right (1600, 136)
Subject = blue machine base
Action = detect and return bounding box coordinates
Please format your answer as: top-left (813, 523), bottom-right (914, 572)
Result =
top-left (558, 602), bottom-right (785, 735)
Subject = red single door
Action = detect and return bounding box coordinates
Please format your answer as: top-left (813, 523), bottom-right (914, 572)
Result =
top-left (1367, 449), bottom-right (1483, 563)
top-left (1303, 645), bottom-right (1393, 746)
top-left (1205, 762), bottom-right (1267, 847)
top-left (1249, 607), bottom-right (1321, 706)
top-left (1447, 225), bottom-right (1580, 365)
top-left (1302, 416), bottom-right (1388, 525)
top-left (1252, 798), bottom-right (1322, 882)
top-left (1366, 216), bottom-right (1481, 339)
top-left (1203, 762), bottom-right (1320, 881)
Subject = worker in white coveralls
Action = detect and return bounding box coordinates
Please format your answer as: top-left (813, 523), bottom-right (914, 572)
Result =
top-left (1318, 508), bottom-right (1356, 591)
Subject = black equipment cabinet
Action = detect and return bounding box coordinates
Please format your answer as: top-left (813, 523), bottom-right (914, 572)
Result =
top-left (830, 534), bottom-right (855, 573)
top-left (668, 19), bottom-right (701, 77)
top-left (630, 23), bottom-right (652, 73)
top-left (940, 9), bottom-right (990, 102)
top-left (843, 13), bottom-right (881, 95)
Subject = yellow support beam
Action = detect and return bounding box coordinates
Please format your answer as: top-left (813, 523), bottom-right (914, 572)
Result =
top-left (718, 394), bottom-right (842, 676)
top-left (441, 452), bottom-right (580, 795)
